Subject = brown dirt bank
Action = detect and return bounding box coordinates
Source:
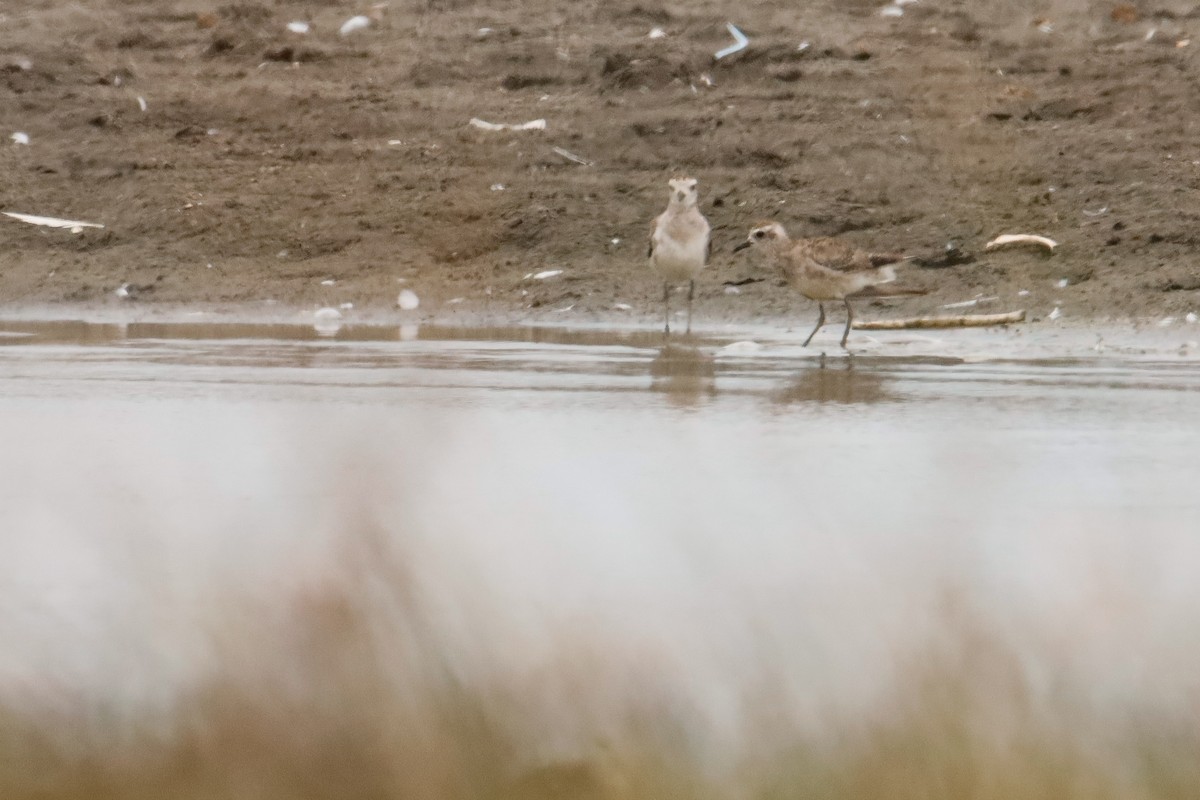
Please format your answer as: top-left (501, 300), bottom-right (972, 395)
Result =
top-left (3, 0), bottom-right (1200, 327)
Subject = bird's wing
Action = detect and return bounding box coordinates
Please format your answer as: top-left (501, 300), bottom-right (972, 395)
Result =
top-left (802, 237), bottom-right (874, 271)
top-left (803, 237), bottom-right (895, 272)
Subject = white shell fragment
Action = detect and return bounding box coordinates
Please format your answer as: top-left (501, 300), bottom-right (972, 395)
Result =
top-left (524, 269), bottom-right (563, 280)
top-left (1055, 278), bottom-right (1069, 288)
top-left (714, 22), bottom-right (749, 60)
top-left (397, 289), bottom-right (420, 310)
top-left (880, 5), bottom-right (905, 17)
top-left (313, 306), bottom-right (343, 336)
top-left (320, 279), bottom-right (336, 286)
top-left (985, 233), bottom-right (1058, 252)
top-left (287, 21), bottom-right (311, 34)
top-left (612, 303), bottom-right (633, 311)
top-left (648, 27), bottom-right (667, 39)
top-left (3, 212), bottom-right (104, 233)
top-left (136, 96), bottom-right (147, 112)
top-left (719, 341), bottom-right (764, 354)
top-left (468, 117), bottom-right (547, 132)
top-left (339, 15), bottom-right (371, 36)
top-left (1048, 307), bottom-right (1062, 320)
top-left (1186, 312), bottom-right (1198, 324)
top-left (11, 132), bottom-right (29, 145)
top-left (115, 283), bottom-right (132, 299)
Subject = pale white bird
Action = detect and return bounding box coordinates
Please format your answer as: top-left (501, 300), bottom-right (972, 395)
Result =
top-left (648, 176), bottom-right (711, 335)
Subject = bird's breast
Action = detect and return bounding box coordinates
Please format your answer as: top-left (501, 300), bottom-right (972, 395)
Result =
top-left (651, 232), bottom-right (707, 280)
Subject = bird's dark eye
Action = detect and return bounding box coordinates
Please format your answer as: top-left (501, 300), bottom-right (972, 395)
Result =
top-left (753, 230), bottom-right (765, 239)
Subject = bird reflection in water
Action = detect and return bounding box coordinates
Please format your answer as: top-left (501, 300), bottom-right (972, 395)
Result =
top-left (772, 357), bottom-right (894, 405)
top-left (649, 343), bottom-right (716, 406)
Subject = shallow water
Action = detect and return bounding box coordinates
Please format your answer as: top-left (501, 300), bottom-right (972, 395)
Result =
top-left (1, 318), bottom-right (1199, 790)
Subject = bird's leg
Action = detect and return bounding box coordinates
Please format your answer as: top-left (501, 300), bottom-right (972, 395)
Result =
top-left (686, 279), bottom-right (695, 335)
top-left (802, 303), bottom-right (826, 347)
top-left (662, 282), bottom-right (672, 336)
top-left (841, 299), bottom-right (855, 349)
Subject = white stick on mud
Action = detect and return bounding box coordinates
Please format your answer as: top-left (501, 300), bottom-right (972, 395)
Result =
top-left (3, 211), bottom-right (104, 233)
top-left (985, 234), bottom-right (1057, 252)
top-left (853, 310), bottom-right (1026, 330)
top-left (552, 146), bottom-right (592, 166)
top-left (469, 117), bottom-right (546, 132)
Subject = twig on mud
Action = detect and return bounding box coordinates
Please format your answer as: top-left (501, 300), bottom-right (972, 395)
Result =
top-left (941, 296), bottom-right (997, 309)
top-left (985, 234), bottom-right (1057, 252)
top-left (3, 211), bottom-right (104, 233)
top-left (853, 310), bottom-right (1026, 330)
top-left (469, 117), bottom-right (546, 132)
top-left (714, 23), bottom-right (749, 60)
top-left (552, 146), bottom-right (592, 166)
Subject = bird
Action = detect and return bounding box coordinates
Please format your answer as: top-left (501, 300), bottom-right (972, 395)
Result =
top-left (649, 176), bottom-right (711, 335)
top-left (733, 221), bottom-right (925, 349)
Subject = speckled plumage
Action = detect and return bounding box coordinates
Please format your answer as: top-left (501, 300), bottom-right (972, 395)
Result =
top-left (734, 220), bottom-right (924, 349)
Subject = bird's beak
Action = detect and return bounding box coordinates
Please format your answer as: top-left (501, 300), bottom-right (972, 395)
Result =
top-left (732, 240), bottom-right (751, 253)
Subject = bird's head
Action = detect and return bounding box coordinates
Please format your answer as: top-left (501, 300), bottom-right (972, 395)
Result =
top-left (733, 221), bottom-right (788, 252)
top-left (667, 176), bottom-right (699, 206)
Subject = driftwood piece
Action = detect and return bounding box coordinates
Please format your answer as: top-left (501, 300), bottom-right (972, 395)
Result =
top-left (853, 309), bottom-right (1026, 330)
top-left (985, 234), bottom-right (1057, 252)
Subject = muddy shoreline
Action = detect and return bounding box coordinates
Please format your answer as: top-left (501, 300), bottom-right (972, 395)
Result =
top-left (4, 1), bottom-right (1200, 325)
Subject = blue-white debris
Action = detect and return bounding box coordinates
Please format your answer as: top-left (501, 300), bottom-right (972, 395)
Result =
top-left (714, 23), bottom-right (749, 60)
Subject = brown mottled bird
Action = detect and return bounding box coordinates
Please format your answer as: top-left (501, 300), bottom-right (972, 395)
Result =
top-left (733, 221), bottom-right (925, 349)
top-left (649, 176), bottom-right (711, 335)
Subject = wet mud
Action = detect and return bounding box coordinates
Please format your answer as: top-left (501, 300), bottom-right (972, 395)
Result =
top-left (3, 1), bottom-right (1200, 327)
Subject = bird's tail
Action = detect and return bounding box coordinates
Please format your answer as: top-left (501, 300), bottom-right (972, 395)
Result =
top-left (852, 282), bottom-right (927, 298)
top-left (868, 252), bottom-right (906, 267)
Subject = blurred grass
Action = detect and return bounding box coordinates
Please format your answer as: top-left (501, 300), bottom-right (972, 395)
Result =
top-left (0, 526), bottom-right (1196, 800)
